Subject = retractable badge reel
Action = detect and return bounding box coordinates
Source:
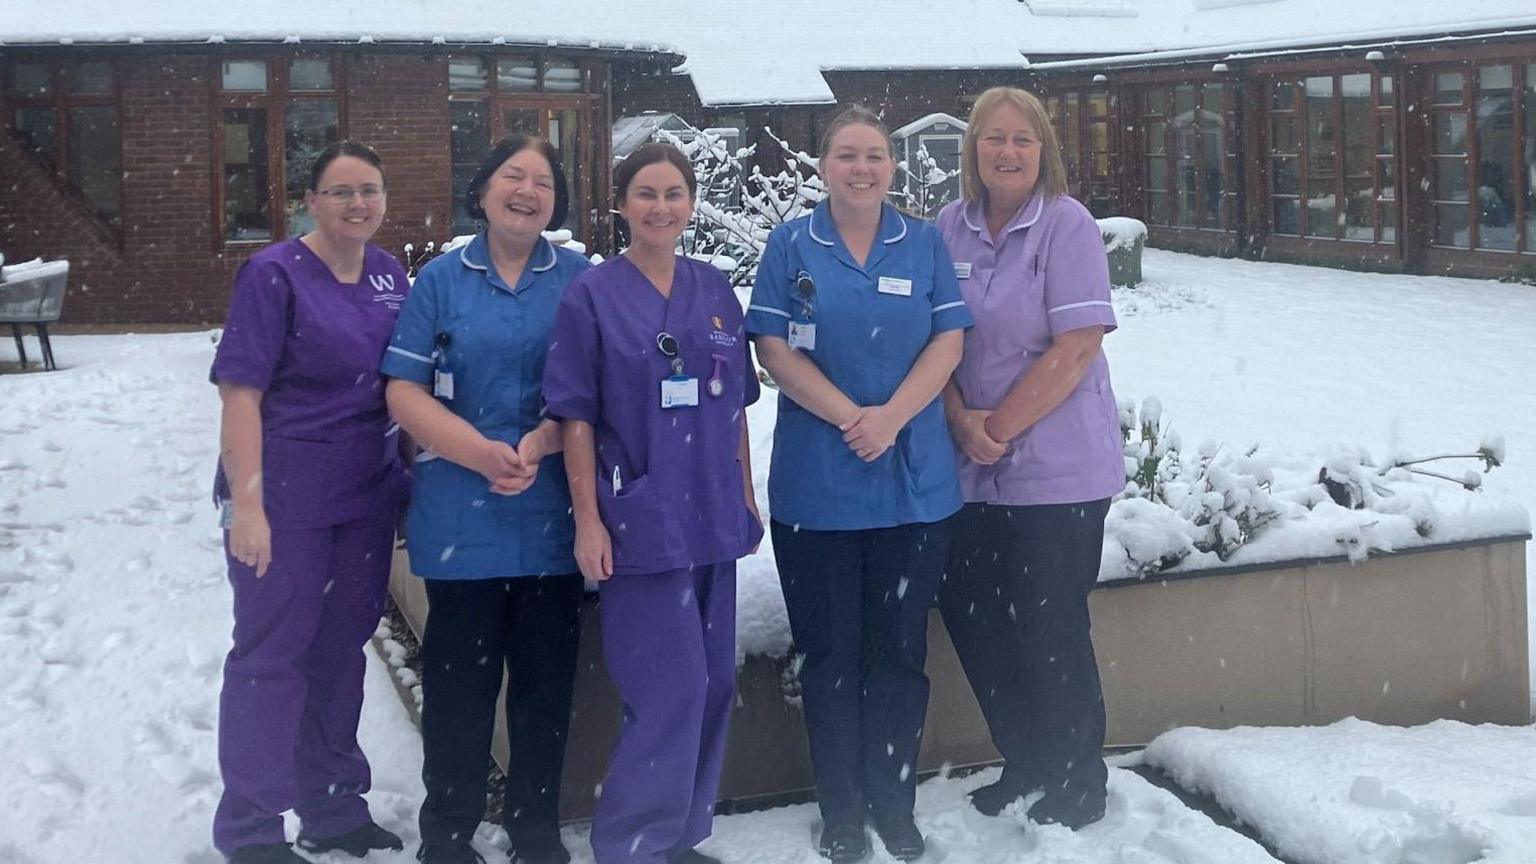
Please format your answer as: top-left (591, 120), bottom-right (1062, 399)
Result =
top-left (432, 331), bottom-right (455, 400)
top-left (787, 272), bottom-right (816, 351)
top-left (657, 332), bottom-right (699, 408)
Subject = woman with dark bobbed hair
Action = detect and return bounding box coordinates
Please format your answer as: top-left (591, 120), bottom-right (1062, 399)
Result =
top-left (211, 139), bottom-right (409, 863)
top-left (382, 135), bottom-right (590, 864)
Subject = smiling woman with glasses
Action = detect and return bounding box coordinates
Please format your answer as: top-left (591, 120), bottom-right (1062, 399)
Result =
top-left (208, 138), bottom-right (411, 864)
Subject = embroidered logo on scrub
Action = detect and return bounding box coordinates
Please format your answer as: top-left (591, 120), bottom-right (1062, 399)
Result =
top-left (708, 313), bottom-right (738, 348)
top-left (368, 273), bottom-right (405, 310)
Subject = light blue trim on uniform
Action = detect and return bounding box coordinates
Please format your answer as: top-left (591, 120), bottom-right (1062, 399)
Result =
top-left (961, 193), bottom-right (1046, 236)
top-left (883, 213), bottom-right (908, 244)
top-left (808, 201), bottom-right (912, 250)
top-left (386, 345), bottom-right (434, 364)
top-left (748, 304), bottom-right (792, 319)
top-left (931, 300), bottom-right (967, 314)
top-left (808, 208), bottom-right (837, 246)
top-left (531, 237), bottom-right (559, 272)
top-left (458, 242), bottom-right (488, 271)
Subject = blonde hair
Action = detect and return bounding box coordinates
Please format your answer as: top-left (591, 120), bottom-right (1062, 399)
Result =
top-left (818, 105), bottom-right (894, 161)
top-left (960, 87), bottom-right (1068, 203)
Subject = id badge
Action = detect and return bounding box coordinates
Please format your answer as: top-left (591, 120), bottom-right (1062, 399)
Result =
top-left (877, 276), bottom-right (913, 296)
top-left (219, 499), bottom-right (234, 530)
top-left (434, 369), bottom-right (455, 400)
top-left (787, 321), bottom-right (817, 350)
top-left (661, 376), bottom-right (700, 408)
top-left (954, 262), bottom-right (973, 279)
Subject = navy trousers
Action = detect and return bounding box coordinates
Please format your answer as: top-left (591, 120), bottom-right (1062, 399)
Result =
top-left (417, 574), bottom-right (584, 848)
top-left (937, 499), bottom-right (1111, 812)
top-left (771, 518), bottom-right (951, 827)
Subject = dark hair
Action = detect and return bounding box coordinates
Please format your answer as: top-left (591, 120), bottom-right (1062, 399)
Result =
top-left (614, 142), bottom-right (697, 203)
top-left (817, 105), bottom-right (893, 159)
top-left (464, 135), bottom-right (568, 231)
top-left (309, 139), bottom-right (384, 191)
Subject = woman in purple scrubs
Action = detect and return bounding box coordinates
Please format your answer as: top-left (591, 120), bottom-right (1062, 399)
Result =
top-left (210, 140), bottom-right (409, 864)
top-left (543, 143), bottom-right (762, 864)
top-left (936, 87), bottom-right (1123, 831)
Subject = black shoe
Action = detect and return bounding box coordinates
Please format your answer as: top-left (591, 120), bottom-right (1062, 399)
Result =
top-left (668, 849), bottom-right (723, 864)
top-left (227, 843), bottom-right (307, 864)
top-left (298, 821), bottom-right (405, 857)
top-left (816, 822), bottom-right (868, 862)
top-left (1027, 792), bottom-right (1106, 830)
top-left (508, 831), bottom-right (571, 864)
top-left (968, 774), bottom-right (1032, 817)
top-left (870, 815), bottom-right (925, 862)
top-left (418, 839), bottom-right (488, 864)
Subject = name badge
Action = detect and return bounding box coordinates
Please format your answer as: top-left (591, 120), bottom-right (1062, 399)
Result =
top-left (433, 369), bottom-right (455, 400)
top-left (219, 499), bottom-right (234, 530)
top-left (787, 321), bottom-right (817, 350)
top-left (954, 262), bottom-right (972, 279)
top-left (661, 376), bottom-right (700, 409)
top-left (877, 276), bottom-right (913, 296)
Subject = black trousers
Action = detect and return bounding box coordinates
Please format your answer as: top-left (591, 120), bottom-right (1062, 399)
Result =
top-left (418, 574), bottom-right (584, 846)
top-left (771, 518), bottom-right (951, 826)
top-left (937, 500), bottom-right (1111, 810)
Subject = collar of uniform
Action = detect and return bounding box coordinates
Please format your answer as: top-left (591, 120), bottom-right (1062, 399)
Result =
top-left (961, 193), bottom-right (1045, 239)
top-left (807, 201), bottom-right (910, 247)
top-left (458, 232), bottom-right (557, 287)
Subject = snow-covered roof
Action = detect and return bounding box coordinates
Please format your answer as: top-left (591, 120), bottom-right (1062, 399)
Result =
top-left (5, 1), bottom-right (1536, 106)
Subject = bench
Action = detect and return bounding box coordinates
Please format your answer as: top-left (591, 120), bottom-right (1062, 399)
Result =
top-left (0, 259), bottom-right (69, 371)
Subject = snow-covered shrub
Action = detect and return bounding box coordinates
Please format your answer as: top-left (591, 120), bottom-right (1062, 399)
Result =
top-left (891, 141), bottom-right (960, 218)
top-left (1106, 398), bottom-right (1509, 576)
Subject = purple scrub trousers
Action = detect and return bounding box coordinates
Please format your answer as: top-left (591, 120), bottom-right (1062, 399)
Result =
top-left (215, 511), bottom-right (396, 851)
top-left (590, 563), bottom-right (737, 863)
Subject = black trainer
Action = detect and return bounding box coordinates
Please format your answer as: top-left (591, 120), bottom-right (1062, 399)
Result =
top-left (668, 849), bottom-right (723, 864)
top-left (816, 821), bottom-right (868, 862)
top-left (870, 815), bottom-right (925, 862)
top-left (508, 831), bottom-right (571, 864)
top-left (227, 842), bottom-right (308, 864)
top-left (418, 839), bottom-right (488, 864)
top-left (297, 820), bottom-right (405, 857)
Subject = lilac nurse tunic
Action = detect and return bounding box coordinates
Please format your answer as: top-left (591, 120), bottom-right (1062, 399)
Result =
top-left (936, 195), bottom-right (1123, 506)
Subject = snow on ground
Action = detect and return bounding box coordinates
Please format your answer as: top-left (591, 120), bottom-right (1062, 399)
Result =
top-left (1143, 718), bottom-right (1536, 864)
top-left (1, 249), bottom-right (1532, 862)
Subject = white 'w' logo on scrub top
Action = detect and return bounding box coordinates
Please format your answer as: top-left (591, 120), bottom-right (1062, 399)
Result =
top-left (368, 274), bottom-right (396, 293)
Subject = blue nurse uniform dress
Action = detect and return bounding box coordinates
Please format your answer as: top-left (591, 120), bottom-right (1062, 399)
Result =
top-left (744, 201), bottom-right (971, 831)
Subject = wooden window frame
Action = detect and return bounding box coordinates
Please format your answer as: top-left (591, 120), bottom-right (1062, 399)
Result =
top-left (3, 56), bottom-right (123, 224)
top-left (1136, 80), bottom-right (1232, 231)
top-left (446, 54), bottom-right (604, 243)
top-left (212, 53), bottom-right (347, 249)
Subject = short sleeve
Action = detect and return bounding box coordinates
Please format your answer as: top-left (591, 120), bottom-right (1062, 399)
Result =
top-left (745, 224), bottom-right (795, 339)
top-left (927, 227), bottom-right (972, 336)
top-left (210, 258), bottom-right (290, 391)
top-left (542, 273), bottom-right (603, 424)
top-left (379, 262), bottom-right (442, 385)
top-left (1043, 203), bottom-right (1117, 336)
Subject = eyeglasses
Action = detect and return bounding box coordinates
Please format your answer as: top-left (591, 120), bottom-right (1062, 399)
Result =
top-left (316, 185), bottom-right (386, 202)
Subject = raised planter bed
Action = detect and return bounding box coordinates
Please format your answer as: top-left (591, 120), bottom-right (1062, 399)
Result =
top-left (387, 534), bottom-right (1529, 819)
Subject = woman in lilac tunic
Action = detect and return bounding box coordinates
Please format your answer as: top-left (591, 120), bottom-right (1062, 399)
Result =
top-left (544, 143), bottom-right (762, 864)
top-left (936, 87), bottom-right (1124, 831)
top-left (209, 140), bottom-right (409, 864)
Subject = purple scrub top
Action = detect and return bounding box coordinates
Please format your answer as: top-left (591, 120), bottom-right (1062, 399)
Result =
top-left (543, 255), bottom-right (762, 576)
top-left (937, 195), bottom-right (1124, 506)
top-left (210, 238), bottom-right (410, 527)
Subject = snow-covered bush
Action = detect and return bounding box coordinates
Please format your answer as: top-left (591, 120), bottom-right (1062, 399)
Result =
top-left (891, 141), bottom-right (961, 218)
top-left (1107, 398), bottom-right (1511, 577)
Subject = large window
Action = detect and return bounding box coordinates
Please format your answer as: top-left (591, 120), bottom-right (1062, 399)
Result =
top-left (1046, 89), bottom-right (1119, 217)
top-left (217, 57), bottom-right (342, 243)
top-left (1268, 72), bottom-right (1396, 243)
top-left (1138, 82), bottom-right (1234, 229)
top-left (1428, 63), bottom-right (1536, 254)
top-left (447, 55), bottom-right (597, 238)
top-left (6, 59), bottom-right (122, 224)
